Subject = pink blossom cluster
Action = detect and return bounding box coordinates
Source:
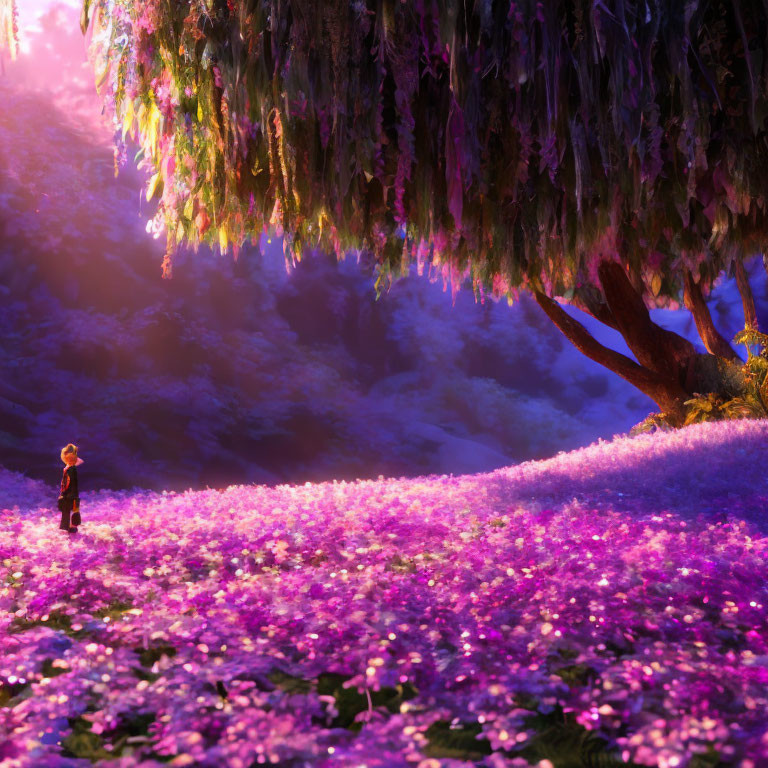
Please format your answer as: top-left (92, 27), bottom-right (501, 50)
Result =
top-left (1, 420), bottom-right (768, 766)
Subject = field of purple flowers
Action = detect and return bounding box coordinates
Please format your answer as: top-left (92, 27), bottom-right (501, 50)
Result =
top-left (2, 420), bottom-right (768, 767)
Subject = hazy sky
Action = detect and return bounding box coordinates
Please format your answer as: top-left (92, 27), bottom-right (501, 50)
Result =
top-left (17, 0), bottom-right (80, 43)
top-left (5, 0), bottom-right (110, 139)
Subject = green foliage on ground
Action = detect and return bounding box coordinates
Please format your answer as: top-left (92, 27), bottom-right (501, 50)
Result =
top-left (633, 327), bottom-right (768, 433)
top-left (61, 712), bottom-right (165, 763)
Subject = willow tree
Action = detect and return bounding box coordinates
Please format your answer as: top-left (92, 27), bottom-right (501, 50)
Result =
top-left (81, 0), bottom-right (768, 422)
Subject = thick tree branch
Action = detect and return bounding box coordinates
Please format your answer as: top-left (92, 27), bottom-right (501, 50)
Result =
top-left (734, 260), bottom-right (758, 330)
top-left (534, 291), bottom-right (688, 415)
top-left (682, 269), bottom-right (740, 361)
top-left (598, 261), bottom-right (697, 384)
top-left (572, 285), bottom-right (619, 330)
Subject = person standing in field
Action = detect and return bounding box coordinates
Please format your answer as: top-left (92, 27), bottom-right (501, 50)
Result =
top-left (58, 443), bottom-right (82, 534)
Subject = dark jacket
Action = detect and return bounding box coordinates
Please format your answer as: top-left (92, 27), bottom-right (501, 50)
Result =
top-left (59, 465), bottom-right (79, 502)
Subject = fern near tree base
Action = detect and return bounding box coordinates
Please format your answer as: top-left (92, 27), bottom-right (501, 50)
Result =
top-left (533, 291), bottom-right (688, 421)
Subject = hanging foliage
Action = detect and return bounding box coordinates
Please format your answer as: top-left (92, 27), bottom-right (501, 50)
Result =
top-left (81, 0), bottom-right (768, 301)
top-left (0, 0), bottom-right (18, 62)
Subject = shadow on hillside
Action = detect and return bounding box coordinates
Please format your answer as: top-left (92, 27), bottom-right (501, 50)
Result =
top-left (487, 422), bottom-right (768, 529)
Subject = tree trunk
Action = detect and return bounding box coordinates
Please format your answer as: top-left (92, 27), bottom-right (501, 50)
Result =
top-left (734, 260), bottom-right (758, 330)
top-left (533, 291), bottom-right (688, 418)
top-left (682, 269), bottom-right (740, 361)
top-left (536, 260), bottom-right (746, 421)
top-left (598, 261), bottom-right (698, 387)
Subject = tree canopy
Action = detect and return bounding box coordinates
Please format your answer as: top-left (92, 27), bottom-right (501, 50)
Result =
top-left (80, 0), bottom-right (768, 421)
top-left (82, 0), bottom-right (768, 299)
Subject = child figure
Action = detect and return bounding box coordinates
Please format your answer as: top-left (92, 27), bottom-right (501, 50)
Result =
top-left (58, 443), bottom-right (83, 533)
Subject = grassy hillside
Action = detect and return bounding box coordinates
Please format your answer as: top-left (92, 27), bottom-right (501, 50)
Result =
top-left (2, 420), bottom-right (768, 767)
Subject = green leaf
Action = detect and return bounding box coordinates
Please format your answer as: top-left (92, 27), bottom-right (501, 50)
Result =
top-left (423, 720), bottom-right (492, 760)
top-left (61, 717), bottom-right (111, 761)
top-left (146, 172), bottom-right (164, 202)
top-left (268, 669), bottom-right (313, 695)
top-left (553, 663), bottom-right (599, 687)
top-left (80, 0), bottom-right (92, 35)
top-left (516, 717), bottom-right (631, 768)
top-left (41, 658), bottom-right (68, 679)
top-left (134, 643), bottom-right (177, 668)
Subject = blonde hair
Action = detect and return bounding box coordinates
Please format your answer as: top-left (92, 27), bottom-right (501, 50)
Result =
top-left (61, 443), bottom-right (78, 462)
